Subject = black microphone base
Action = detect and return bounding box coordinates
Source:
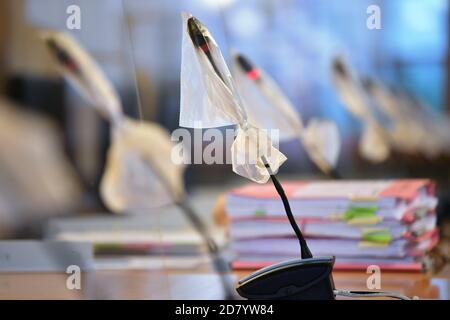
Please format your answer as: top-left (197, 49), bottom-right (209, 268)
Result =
top-left (236, 256), bottom-right (336, 300)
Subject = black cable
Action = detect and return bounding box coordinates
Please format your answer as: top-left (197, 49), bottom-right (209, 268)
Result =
top-left (264, 163), bottom-right (313, 259)
top-left (334, 289), bottom-right (414, 300)
top-left (176, 199), bottom-right (236, 300)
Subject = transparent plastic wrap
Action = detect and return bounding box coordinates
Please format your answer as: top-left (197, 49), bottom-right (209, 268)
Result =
top-left (42, 30), bottom-right (185, 213)
top-left (359, 121), bottom-right (390, 163)
top-left (101, 119), bottom-right (185, 212)
top-left (363, 78), bottom-right (426, 155)
top-left (0, 98), bottom-right (81, 229)
top-left (232, 52), bottom-right (340, 174)
top-left (331, 57), bottom-right (391, 162)
top-left (40, 31), bottom-right (122, 124)
top-left (365, 78), bottom-right (450, 157)
top-left (179, 13), bottom-right (286, 183)
top-left (302, 118), bottom-right (340, 174)
top-left (180, 15), bottom-right (242, 128)
top-left (231, 52), bottom-right (301, 140)
top-left (232, 124), bottom-right (287, 183)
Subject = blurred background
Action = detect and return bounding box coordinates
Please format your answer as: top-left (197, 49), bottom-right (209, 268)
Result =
top-left (0, 0), bottom-right (449, 238)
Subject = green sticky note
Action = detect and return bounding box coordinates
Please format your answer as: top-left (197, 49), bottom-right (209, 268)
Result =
top-left (254, 208), bottom-right (266, 217)
top-left (343, 206), bottom-right (378, 221)
top-left (362, 228), bottom-right (393, 244)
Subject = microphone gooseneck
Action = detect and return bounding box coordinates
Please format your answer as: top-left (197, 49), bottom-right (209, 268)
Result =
top-left (176, 199), bottom-right (236, 300)
top-left (263, 160), bottom-right (313, 259)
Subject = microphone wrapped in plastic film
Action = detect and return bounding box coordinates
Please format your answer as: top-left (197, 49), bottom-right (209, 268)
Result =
top-left (364, 77), bottom-right (450, 158)
top-left (0, 98), bottom-right (81, 234)
top-left (40, 30), bottom-right (186, 213)
top-left (331, 56), bottom-right (390, 163)
top-left (231, 52), bottom-right (340, 176)
top-left (179, 12), bottom-right (286, 184)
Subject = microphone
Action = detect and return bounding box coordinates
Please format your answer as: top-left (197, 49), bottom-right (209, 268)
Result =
top-left (236, 157), bottom-right (336, 300)
top-left (235, 53), bottom-right (342, 180)
top-left (45, 38), bottom-right (81, 75)
top-left (235, 54), bottom-right (261, 82)
top-left (187, 17), bottom-right (226, 84)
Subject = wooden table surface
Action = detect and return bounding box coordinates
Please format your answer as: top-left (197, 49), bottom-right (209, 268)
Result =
top-left (1, 264), bottom-right (449, 300)
top-left (1, 226), bottom-right (450, 300)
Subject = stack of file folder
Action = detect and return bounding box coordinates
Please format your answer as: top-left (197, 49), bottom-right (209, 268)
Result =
top-left (225, 179), bottom-right (439, 271)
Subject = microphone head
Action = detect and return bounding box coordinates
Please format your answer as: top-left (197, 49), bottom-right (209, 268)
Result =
top-left (45, 37), bottom-right (80, 75)
top-left (235, 53), bottom-right (261, 81)
top-left (332, 57), bottom-right (348, 78)
top-left (187, 16), bottom-right (227, 84)
top-left (236, 53), bottom-right (253, 73)
top-left (187, 17), bottom-right (209, 53)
